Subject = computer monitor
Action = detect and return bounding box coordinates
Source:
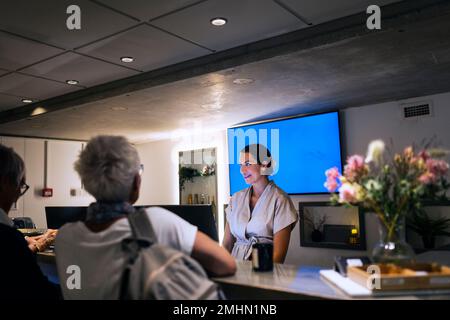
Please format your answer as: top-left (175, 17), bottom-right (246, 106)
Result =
top-left (138, 205), bottom-right (219, 242)
top-left (45, 206), bottom-right (87, 229)
top-left (45, 205), bottom-right (219, 242)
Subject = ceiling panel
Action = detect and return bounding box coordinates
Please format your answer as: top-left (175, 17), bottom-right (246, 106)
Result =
top-left (0, 73), bottom-right (81, 100)
top-left (0, 31), bottom-right (64, 71)
top-left (95, 0), bottom-right (202, 21)
top-left (278, 0), bottom-right (402, 25)
top-left (0, 93), bottom-right (23, 111)
top-left (151, 0), bottom-right (307, 51)
top-left (2, 8), bottom-right (449, 142)
top-left (0, 69), bottom-right (9, 77)
top-left (77, 24), bottom-right (211, 72)
top-left (20, 52), bottom-right (140, 87)
top-left (0, 0), bottom-right (139, 49)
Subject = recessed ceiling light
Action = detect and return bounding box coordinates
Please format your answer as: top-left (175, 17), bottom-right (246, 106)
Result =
top-left (210, 17), bottom-right (227, 26)
top-left (31, 107), bottom-right (47, 116)
top-left (22, 98), bottom-right (33, 103)
top-left (121, 56), bottom-right (134, 63)
top-left (233, 78), bottom-right (254, 85)
top-left (111, 106), bottom-right (128, 111)
top-left (66, 80), bottom-right (79, 85)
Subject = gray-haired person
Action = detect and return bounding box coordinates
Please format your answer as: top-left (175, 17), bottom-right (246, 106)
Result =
top-left (0, 144), bottom-right (60, 300)
top-left (55, 135), bottom-right (236, 300)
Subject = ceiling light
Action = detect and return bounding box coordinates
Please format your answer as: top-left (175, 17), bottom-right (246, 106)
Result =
top-left (233, 78), bottom-right (254, 85)
top-left (31, 107), bottom-right (47, 116)
top-left (121, 56), bottom-right (134, 63)
top-left (210, 17), bottom-right (227, 26)
top-left (22, 98), bottom-right (33, 103)
top-left (66, 80), bottom-right (79, 85)
top-left (111, 106), bottom-right (128, 111)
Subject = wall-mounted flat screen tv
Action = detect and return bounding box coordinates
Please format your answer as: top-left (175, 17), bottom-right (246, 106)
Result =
top-left (227, 111), bottom-right (343, 195)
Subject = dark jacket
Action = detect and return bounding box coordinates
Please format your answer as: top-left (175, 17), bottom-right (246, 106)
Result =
top-left (0, 224), bottom-right (60, 300)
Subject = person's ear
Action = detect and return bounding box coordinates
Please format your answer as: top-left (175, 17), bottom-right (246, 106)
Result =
top-left (134, 174), bottom-right (141, 190)
top-left (129, 174), bottom-right (141, 204)
top-left (260, 161), bottom-right (269, 175)
top-left (260, 160), bottom-right (274, 175)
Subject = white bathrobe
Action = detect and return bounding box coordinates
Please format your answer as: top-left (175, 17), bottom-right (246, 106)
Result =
top-left (226, 181), bottom-right (298, 260)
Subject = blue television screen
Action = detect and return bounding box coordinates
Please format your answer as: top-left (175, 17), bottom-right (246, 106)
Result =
top-left (227, 111), bottom-right (343, 195)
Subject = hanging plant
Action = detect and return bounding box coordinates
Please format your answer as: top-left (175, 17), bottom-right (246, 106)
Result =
top-left (179, 166), bottom-right (201, 190)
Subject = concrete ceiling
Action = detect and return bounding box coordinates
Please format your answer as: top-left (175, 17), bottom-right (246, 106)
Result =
top-left (1, 0), bottom-right (450, 143)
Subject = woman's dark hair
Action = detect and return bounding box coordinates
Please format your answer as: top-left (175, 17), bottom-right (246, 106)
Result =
top-left (0, 144), bottom-right (25, 188)
top-left (240, 144), bottom-right (272, 168)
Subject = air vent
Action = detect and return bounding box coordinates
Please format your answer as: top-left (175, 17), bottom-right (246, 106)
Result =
top-left (400, 101), bottom-right (433, 119)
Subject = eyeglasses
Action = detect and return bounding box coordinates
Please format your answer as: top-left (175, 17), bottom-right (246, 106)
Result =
top-left (19, 182), bottom-right (30, 196)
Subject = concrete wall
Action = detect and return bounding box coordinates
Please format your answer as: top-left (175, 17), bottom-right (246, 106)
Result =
top-left (136, 90), bottom-right (450, 267)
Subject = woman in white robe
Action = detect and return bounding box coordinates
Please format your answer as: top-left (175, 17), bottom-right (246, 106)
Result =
top-left (223, 144), bottom-right (298, 263)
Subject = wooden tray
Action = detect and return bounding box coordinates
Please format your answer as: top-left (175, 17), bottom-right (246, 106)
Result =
top-left (347, 263), bottom-right (450, 291)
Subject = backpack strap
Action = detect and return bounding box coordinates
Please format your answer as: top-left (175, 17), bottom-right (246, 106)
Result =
top-left (119, 207), bottom-right (157, 300)
top-left (127, 207), bottom-right (158, 244)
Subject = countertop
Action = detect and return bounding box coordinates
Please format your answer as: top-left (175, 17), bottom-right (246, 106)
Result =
top-left (212, 261), bottom-right (450, 300)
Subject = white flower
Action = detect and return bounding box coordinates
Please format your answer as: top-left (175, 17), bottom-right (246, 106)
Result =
top-left (364, 179), bottom-right (382, 192)
top-left (365, 140), bottom-right (385, 164)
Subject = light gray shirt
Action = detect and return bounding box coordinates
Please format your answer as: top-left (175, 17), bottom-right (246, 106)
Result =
top-left (55, 206), bottom-right (198, 300)
top-left (226, 181), bottom-right (298, 260)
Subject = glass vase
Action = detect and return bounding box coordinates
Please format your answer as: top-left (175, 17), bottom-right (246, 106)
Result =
top-left (371, 216), bottom-right (415, 264)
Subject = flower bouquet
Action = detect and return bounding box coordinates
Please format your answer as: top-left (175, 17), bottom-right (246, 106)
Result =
top-left (325, 140), bottom-right (450, 263)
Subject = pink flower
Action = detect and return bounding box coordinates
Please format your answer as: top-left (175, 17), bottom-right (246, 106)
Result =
top-left (418, 150), bottom-right (430, 161)
top-left (324, 167), bottom-right (341, 192)
top-left (339, 183), bottom-right (357, 203)
top-left (344, 155), bottom-right (365, 180)
top-left (426, 159), bottom-right (449, 177)
top-left (325, 167), bottom-right (340, 180)
top-left (419, 172), bottom-right (437, 184)
top-left (324, 178), bottom-right (338, 192)
top-left (404, 146), bottom-right (414, 158)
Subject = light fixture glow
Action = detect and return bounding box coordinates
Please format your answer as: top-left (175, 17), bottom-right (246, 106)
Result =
top-left (120, 56), bottom-right (134, 63)
top-left (210, 17), bottom-right (227, 26)
top-left (66, 80), bottom-right (79, 85)
top-left (22, 98), bottom-right (33, 103)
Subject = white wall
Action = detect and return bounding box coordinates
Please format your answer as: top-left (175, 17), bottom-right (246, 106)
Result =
top-left (136, 90), bottom-right (450, 267)
top-left (136, 128), bottom-right (230, 241)
top-left (1, 137), bottom-right (94, 228)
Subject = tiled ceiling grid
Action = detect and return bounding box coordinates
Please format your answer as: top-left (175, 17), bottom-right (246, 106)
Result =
top-left (0, 0), bottom-right (400, 111)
